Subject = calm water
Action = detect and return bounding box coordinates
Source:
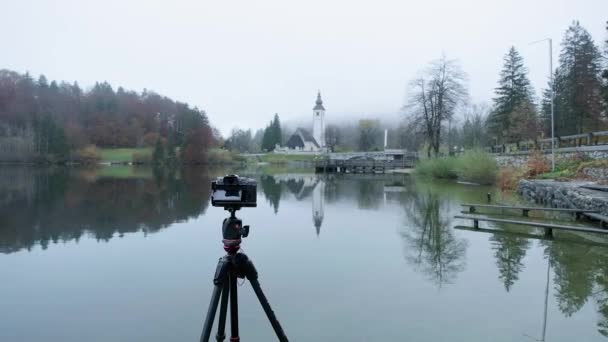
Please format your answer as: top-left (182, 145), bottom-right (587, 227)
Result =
top-left (1, 166), bottom-right (608, 341)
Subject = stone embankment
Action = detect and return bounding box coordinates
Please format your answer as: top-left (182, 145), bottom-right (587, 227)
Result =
top-left (494, 145), bottom-right (608, 168)
top-left (518, 179), bottom-right (608, 215)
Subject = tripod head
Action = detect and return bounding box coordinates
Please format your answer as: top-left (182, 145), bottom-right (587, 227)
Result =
top-left (221, 207), bottom-right (250, 254)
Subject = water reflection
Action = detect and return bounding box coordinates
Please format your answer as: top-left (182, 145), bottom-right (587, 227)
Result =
top-left (0, 167), bottom-right (211, 253)
top-left (490, 226), bottom-right (531, 291)
top-left (4, 168), bottom-right (608, 339)
top-left (400, 190), bottom-right (467, 287)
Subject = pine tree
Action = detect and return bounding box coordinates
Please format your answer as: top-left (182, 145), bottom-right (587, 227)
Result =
top-left (602, 21), bottom-right (608, 114)
top-left (271, 113), bottom-right (282, 147)
top-left (488, 46), bottom-right (535, 143)
top-left (545, 21), bottom-right (603, 135)
top-left (261, 121), bottom-right (273, 152)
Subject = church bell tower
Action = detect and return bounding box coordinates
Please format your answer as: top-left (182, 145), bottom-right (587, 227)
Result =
top-left (312, 91), bottom-right (325, 148)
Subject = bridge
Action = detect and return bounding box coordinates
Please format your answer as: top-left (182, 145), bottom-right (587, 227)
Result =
top-left (314, 149), bottom-right (418, 174)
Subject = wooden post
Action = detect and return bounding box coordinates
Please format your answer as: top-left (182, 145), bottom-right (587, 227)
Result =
top-left (523, 209), bottom-right (529, 217)
top-left (544, 228), bottom-right (553, 237)
top-left (469, 206), bottom-right (476, 213)
top-left (473, 219), bottom-right (479, 229)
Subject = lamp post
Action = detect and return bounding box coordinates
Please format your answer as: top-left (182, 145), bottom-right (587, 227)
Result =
top-left (531, 38), bottom-right (555, 171)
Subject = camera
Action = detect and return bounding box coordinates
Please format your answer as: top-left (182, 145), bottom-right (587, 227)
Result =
top-left (211, 175), bottom-right (257, 209)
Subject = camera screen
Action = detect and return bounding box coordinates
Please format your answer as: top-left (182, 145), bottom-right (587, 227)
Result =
top-left (213, 190), bottom-right (242, 202)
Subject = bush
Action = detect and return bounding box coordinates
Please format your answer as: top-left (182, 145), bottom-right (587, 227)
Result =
top-left (415, 150), bottom-right (497, 185)
top-left (455, 149), bottom-right (498, 185)
top-left (132, 152), bottom-right (152, 164)
top-left (498, 167), bottom-right (526, 191)
top-left (576, 159), bottom-right (608, 172)
top-left (526, 150), bottom-right (550, 177)
top-left (415, 157), bottom-right (458, 179)
top-left (72, 145), bottom-right (100, 163)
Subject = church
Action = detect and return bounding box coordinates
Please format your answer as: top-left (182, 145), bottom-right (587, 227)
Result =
top-left (278, 92), bottom-right (327, 153)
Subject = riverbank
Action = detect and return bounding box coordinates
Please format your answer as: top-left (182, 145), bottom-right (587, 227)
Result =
top-left (518, 179), bottom-right (608, 215)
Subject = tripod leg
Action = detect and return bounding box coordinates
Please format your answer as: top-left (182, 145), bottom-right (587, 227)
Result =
top-left (200, 256), bottom-right (230, 342)
top-left (249, 279), bottom-right (289, 342)
top-left (215, 281), bottom-right (230, 341)
top-left (200, 283), bottom-right (223, 342)
top-left (229, 273), bottom-right (240, 341)
top-left (235, 253), bottom-right (289, 342)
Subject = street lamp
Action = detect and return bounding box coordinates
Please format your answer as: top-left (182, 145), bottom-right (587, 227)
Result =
top-left (531, 38), bottom-right (555, 171)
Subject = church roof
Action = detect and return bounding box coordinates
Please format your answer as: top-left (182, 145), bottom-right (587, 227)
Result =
top-left (285, 128), bottom-right (320, 149)
top-left (313, 91), bottom-right (325, 111)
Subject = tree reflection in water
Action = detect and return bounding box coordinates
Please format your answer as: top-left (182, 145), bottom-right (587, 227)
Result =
top-left (489, 226), bottom-right (531, 292)
top-left (400, 190), bottom-right (467, 287)
top-left (541, 237), bottom-right (608, 336)
top-left (0, 167), bottom-right (211, 254)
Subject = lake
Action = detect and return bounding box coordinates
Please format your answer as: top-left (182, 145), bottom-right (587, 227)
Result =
top-left (1, 166), bottom-right (607, 341)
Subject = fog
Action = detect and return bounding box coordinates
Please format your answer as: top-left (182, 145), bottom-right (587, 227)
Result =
top-left (1, 0), bottom-right (607, 134)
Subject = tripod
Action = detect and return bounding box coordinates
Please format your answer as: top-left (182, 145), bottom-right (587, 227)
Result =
top-left (200, 209), bottom-right (289, 342)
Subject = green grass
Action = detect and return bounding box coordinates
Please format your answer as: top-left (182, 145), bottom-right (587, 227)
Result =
top-left (249, 153), bottom-right (320, 165)
top-left (95, 165), bottom-right (154, 179)
top-left (536, 169), bottom-right (575, 179)
top-left (98, 148), bottom-right (152, 163)
top-left (208, 148), bottom-right (246, 164)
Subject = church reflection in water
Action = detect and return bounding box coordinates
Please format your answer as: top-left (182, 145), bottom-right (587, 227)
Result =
top-left (264, 173), bottom-right (325, 236)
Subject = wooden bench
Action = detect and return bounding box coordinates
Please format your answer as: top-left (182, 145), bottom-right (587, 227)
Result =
top-left (454, 214), bottom-right (608, 237)
top-left (460, 203), bottom-right (598, 219)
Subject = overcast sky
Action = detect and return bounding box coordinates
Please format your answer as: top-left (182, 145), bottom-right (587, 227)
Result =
top-left (2, 0), bottom-right (607, 135)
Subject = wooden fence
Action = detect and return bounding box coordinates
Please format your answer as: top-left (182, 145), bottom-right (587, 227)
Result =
top-left (487, 130), bottom-right (608, 154)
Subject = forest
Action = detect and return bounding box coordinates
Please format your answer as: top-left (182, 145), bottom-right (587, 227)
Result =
top-left (0, 70), bottom-right (217, 163)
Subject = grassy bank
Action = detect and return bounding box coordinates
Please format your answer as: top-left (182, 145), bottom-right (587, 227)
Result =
top-left (98, 148), bottom-right (152, 163)
top-left (246, 153), bottom-right (319, 165)
top-left (415, 150), bottom-right (498, 185)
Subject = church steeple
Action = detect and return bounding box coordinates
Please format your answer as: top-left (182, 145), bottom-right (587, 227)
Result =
top-left (313, 91), bottom-right (325, 111)
top-left (312, 91), bottom-right (326, 149)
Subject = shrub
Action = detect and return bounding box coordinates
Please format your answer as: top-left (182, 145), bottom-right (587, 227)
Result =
top-left (498, 167), bottom-right (526, 191)
top-left (132, 152), bottom-right (152, 164)
top-left (455, 149), bottom-right (498, 185)
top-left (72, 145), bottom-right (100, 163)
top-left (415, 157), bottom-right (458, 179)
top-left (576, 159), bottom-right (608, 172)
top-left (526, 150), bottom-right (550, 177)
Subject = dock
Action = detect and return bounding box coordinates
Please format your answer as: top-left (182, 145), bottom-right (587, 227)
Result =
top-left (454, 215), bottom-right (608, 237)
top-left (461, 203), bottom-right (598, 218)
top-left (314, 150), bottom-right (418, 174)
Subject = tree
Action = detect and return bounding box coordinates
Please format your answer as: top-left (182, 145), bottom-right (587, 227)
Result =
top-left (271, 113), bottom-right (282, 147)
top-left (153, 138), bottom-right (164, 165)
top-left (488, 47), bottom-right (536, 143)
top-left (405, 56), bottom-right (468, 157)
top-left (226, 128), bottom-right (253, 153)
top-left (602, 21), bottom-right (608, 114)
top-left (261, 113), bottom-right (282, 152)
top-left (543, 21), bottom-right (603, 135)
top-left (0, 69), bottom-right (217, 162)
top-left (325, 124), bottom-right (340, 151)
top-left (460, 103), bottom-right (489, 148)
top-left (357, 119), bottom-right (380, 151)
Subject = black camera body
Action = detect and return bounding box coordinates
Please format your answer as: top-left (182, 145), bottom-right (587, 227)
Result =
top-left (211, 175), bottom-right (257, 209)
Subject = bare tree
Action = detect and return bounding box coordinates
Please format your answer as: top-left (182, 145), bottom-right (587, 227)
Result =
top-left (406, 56), bottom-right (468, 157)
